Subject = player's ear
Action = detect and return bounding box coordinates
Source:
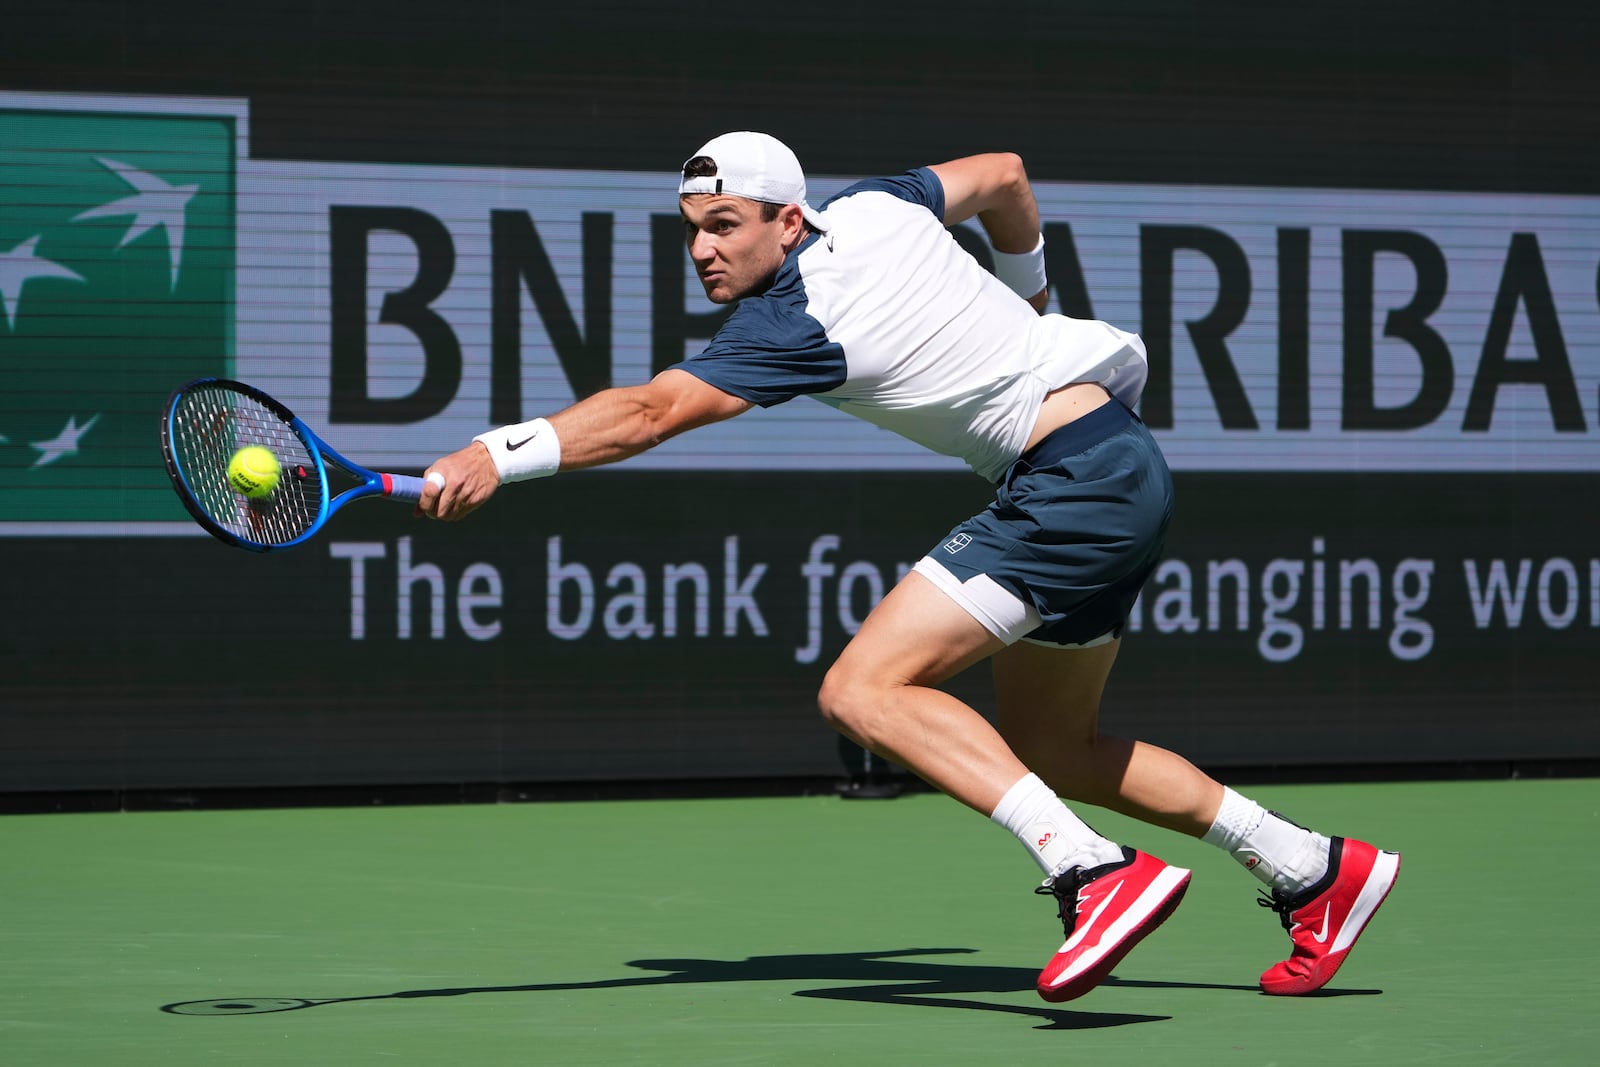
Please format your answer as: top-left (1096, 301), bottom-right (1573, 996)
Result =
top-left (779, 202), bottom-right (807, 248)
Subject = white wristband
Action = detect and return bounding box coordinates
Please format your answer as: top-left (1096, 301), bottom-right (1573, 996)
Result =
top-left (991, 233), bottom-right (1047, 298)
top-left (473, 417), bottom-right (561, 482)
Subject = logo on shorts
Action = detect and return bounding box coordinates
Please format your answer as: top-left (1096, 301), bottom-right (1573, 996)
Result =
top-left (943, 533), bottom-right (972, 554)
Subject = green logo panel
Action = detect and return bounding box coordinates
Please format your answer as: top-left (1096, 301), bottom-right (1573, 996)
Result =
top-left (0, 108), bottom-right (235, 522)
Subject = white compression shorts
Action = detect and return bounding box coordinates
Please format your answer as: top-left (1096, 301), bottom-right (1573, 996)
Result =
top-left (912, 557), bottom-right (1116, 649)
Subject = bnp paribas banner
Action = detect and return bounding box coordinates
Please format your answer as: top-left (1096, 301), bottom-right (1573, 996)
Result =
top-left (2, 89), bottom-right (1597, 528)
top-left (3, 91), bottom-right (1597, 788)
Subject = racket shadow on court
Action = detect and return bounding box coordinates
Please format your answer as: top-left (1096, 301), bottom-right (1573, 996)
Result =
top-left (159, 947), bottom-right (1245, 1030)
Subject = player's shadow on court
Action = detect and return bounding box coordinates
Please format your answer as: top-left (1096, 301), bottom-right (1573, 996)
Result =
top-left (160, 946), bottom-right (1255, 1029)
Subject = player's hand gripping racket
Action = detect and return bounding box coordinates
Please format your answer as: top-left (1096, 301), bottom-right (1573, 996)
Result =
top-left (161, 377), bottom-right (435, 552)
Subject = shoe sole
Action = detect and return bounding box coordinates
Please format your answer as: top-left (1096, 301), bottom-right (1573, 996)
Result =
top-left (1037, 866), bottom-right (1192, 1003)
top-left (1261, 849), bottom-right (1401, 996)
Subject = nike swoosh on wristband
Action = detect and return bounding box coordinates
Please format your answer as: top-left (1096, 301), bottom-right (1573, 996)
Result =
top-left (505, 432), bottom-right (539, 450)
top-left (1310, 903), bottom-right (1333, 943)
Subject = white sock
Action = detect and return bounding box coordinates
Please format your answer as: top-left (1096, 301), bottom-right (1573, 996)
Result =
top-left (990, 773), bottom-right (1125, 879)
top-left (1202, 787), bottom-right (1330, 895)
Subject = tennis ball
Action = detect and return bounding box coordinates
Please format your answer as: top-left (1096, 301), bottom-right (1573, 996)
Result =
top-left (227, 445), bottom-right (281, 499)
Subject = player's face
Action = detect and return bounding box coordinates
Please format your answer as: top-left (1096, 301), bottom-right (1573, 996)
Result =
top-left (680, 195), bottom-right (801, 303)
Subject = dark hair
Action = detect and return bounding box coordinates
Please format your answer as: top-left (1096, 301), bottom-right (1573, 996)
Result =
top-left (682, 155), bottom-right (717, 179)
top-left (681, 154), bottom-right (781, 222)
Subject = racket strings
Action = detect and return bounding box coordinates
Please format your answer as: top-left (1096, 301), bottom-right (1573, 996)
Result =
top-left (169, 385), bottom-right (323, 546)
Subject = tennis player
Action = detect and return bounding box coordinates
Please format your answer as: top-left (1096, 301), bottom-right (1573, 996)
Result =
top-left (418, 132), bottom-right (1400, 1002)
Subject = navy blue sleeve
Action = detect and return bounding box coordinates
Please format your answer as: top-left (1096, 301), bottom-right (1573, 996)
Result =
top-left (821, 167), bottom-right (945, 220)
top-left (674, 284), bottom-right (847, 408)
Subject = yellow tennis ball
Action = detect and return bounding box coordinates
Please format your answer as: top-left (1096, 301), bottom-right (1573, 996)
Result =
top-left (227, 445), bottom-right (281, 499)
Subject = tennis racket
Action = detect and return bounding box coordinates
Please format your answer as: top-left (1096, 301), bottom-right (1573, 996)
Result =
top-left (161, 377), bottom-right (433, 552)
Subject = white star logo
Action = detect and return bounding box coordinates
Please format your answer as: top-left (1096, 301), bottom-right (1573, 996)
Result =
top-left (71, 157), bottom-right (198, 291)
top-left (0, 235), bottom-right (87, 332)
top-left (29, 413), bottom-right (101, 469)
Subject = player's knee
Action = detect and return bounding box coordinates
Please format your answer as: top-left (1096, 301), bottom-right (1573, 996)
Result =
top-left (815, 667), bottom-right (853, 730)
top-left (816, 664), bottom-right (881, 741)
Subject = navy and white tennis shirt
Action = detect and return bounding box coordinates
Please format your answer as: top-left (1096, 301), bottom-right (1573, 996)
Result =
top-left (674, 168), bottom-right (1149, 483)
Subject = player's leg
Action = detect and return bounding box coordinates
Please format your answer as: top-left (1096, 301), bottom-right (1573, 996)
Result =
top-left (976, 637), bottom-right (1192, 1000)
top-left (991, 636), bottom-right (1223, 835)
top-left (816, 567), bottom-right (1031, 817)
top-left (992, 637), bottom-right (1399, 995)
top-left (819, 570), bottom-right (1189, 1002)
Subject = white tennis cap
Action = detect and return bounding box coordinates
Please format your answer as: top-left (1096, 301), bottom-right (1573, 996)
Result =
top-left (678, 131), bottom-right (829, 232)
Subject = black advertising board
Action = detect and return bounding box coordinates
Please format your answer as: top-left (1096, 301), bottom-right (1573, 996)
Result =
top-left (2, 3), bottom-right (1596, 792)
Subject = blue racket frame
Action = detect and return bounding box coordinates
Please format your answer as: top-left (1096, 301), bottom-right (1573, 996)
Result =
top-left (162, 377), bottom-right (427, 553)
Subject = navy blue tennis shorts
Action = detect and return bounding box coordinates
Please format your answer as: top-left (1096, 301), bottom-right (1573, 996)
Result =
top-left (915, 399), bottom-right (1173, 647)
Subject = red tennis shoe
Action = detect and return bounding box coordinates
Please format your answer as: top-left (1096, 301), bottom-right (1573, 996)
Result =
top-left (1034, 847), bottom-right (1191, 1002)
top-left (1257, 836), bottom-right (1401, 995)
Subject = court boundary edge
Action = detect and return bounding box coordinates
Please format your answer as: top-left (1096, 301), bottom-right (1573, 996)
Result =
top-left (3, 757), bottom-right (1597, 815)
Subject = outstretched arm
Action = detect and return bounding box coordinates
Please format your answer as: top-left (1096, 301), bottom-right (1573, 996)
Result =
top-left (929, 153), bottom-right (1048, 311)
top-left (417, 368), bottom-right (753, 521)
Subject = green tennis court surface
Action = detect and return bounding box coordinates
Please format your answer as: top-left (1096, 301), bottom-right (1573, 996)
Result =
top-left (3, 778), bottom-right (1595, 1065)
